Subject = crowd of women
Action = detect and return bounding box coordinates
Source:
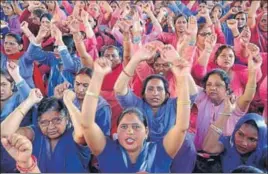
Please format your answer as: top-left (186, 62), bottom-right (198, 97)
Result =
top-left (0, 0), bottom-right (267, 173)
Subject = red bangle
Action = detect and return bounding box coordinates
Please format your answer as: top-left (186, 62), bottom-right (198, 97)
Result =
top-left (16, 155), bottom-right (37, 173)
top-left (122, 68), bottom-right (134, 77)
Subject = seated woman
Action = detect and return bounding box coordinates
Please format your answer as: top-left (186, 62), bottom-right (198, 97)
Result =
top-left (0, 62), bottom-right (31, 173)
top-left (1, 89), bottom-right (91, 172)
top-left (80, 56), bottom-right (191, 172)
top-left (193, 47), bottom-right (261, 150)
top-left (114, 43), bottom-right (197, 172)
top-left (1, 33), bottom-right (37, 88)
top-left (203, 113), bottom-right (267, 172)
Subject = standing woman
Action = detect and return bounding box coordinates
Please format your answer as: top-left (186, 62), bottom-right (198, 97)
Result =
top-left (80, 57), bottom-right (191, 172)
top-left (203, 113), bottom-right (267, 172)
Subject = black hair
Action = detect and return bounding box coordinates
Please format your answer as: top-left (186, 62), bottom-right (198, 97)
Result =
top-left (40, 13), bottom-right (53, 22)
top-left (202, 69), bottom-right (232, 94)
top-left (233, 11), bottom-right (247, 20)
top-left (37, 97), bottom-right (69, 120)
top-left (244, 120), bottom-right (259, 131)
top-left (214, 45), bottom-right (235, 64)
top-left (231, 165), bottom-right (263, 173)
top-left (76, 67), bottom-right (93, 78)
top-left (173, 14), bottom-right (188, 25)
top-left (211, 4), bottom-right (223, 18)
top-left (141, 74), bottom-right (170, 103)
top-left (100, 45), bottom-right (122, 60)
top-left (62, 35), bottom-right (76, 55)
top-left (32, 8), bottom-right (45, 18)
top-left (5, 33), bottom-right (23, 45)
top-left (117, 107), bottom-right (148, 128)
top-left (0, 69), bottom-right (16, 92)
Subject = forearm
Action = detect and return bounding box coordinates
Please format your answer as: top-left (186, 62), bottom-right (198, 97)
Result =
top-left (148, 11), bottom-right (162, 31)
top-left (176, 75), bottom-right (190, 131)
top-left (84, 23), bottom-right (95, 38)
top-left (123, 32), bottom-right (131, 65)
top-left (59, 47), bottom-right (81, 73)
top-left (17, 80), bottom-right (31, 100)
top-left (219, 12), bottom-right (231, 23)
top-left (1, 99), bottom-right (34, 137)
top-left (197, 49), bottom-right (211, 66)
top-left (65, 100), bottom-right (85, 142)
top-left (187, 74), bottom-right (198, 96)
top-left (204, 16), bottom-right (213, 28)
top-left (73, 33), bottom-right (94, 69)
top-left (114, 59), bottom-right (139, 95)
top-left (247, 2), bottom-right (259, 28)
top-left (237, 70), bottom-right (257, 111)
top-left (82, 73), bottom-right (104, 128)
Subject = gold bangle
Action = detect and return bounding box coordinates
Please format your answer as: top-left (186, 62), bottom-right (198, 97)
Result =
top-left (210, 124), bottom-right (222, 135)
top-left (86, 91), bottom-right (99, 98)
top-left (16, 108), bottom-right (25, 116)
top-left (219, 112), bottom-right (231, 116)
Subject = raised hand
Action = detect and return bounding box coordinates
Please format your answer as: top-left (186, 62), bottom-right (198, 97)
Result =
top-left (94, 58), bottom-right (112, 76)
top-left (248, 52), bottom-right (262, 71)
top-left (28, 88), bottom-right (43, 104)
top-left (20, 21), bottom-right (30, 34)
top-left (247, 43), bottom-right (260, 58)
top-left (223, 93), bottom-right (236, 114)
top-left (69, 19), bottom-right (81, 34)
top-left (6, 61), bottom-right (21, 82)
top-left (198, 7), bottom-right (210, 18)
top-left (1, 134), bottom-right (32, 168)
top-left (51, 24), bottom-right (63, 45)
top-left (63, 89), bottom-right (76, 103)
top-left (133, 42), bottom-right (158, 61)
top-left (239, 27), bottom-right (251, 47)
top-left (170, 57), bottom-right (191, 76)
top-left (229, 7), bottom-right (239, 15)
top-left (54, 82), bottom-right (71, 99)
top-left (186, 16), bottom-right (198, 36)
top-left (81, 9), bottom-right (89, 24)
top-left (226, 19), bottom-right (238, 31)
top-left (159, 44), bottom-right (180, 64)
top-left (36, 25), bottom-right (50, 41)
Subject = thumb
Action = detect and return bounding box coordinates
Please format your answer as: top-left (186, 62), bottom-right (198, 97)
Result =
top-left (1, 137), bottom-right (11, 151)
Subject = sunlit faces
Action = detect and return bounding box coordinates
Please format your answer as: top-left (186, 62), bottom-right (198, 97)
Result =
top-left (259, 13), bottom-right (268, 32)
top-left (4, 36), bottom-right (23, 55)
top-left (144, 78), bottom-right (168, 108)
top-left (153, 58), bottom-right (170, 76)
top-left (74, 74), bottom-right (91, 100)
top-left (205, 74), bottom-right (228, 104)
top-left (117, 113), bottom-right (148, 153)
top-left (103, 47), bottom-right (121, 69)
top-left (234, 123), bottom-right (258, 155)
top-left (0, 75), bottom-right (13, 101)
top-left (235, 13), bottom-right (247, 28)
top-left (2, 3), bottom-right (14, 16)
top-left (175, 16), bottom-right (187, 33)
top-left (215, 48), bottom-right (235, 70)
top-left (38, 110), bottom-right (68, 139)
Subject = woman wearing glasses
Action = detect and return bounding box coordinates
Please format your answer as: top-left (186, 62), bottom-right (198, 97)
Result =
top-left (192, 45), bottom-right (262, 150)
top-left (1, 89), bottom-right (91, 173)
